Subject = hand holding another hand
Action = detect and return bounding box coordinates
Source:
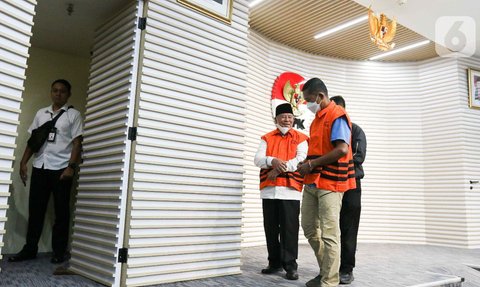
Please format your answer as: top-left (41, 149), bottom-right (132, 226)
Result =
top-left (297, 160), bottom-right (313, 177)
top-left (267, 169), bottom-right (280, 181)
top-left (271, 158), bottom-right (287, 173)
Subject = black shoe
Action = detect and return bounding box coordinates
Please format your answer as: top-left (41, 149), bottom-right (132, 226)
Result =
top-left (306, 274), bottom-right (322, 287)
top-left (51, 253), bottom-right (68, 264)
top-left (285, 270), bottom-right (299, 280)
top-left (8, 250), bottom-right (36, 262)
top-left (340, 271), bottom-right (354, 284)
top-left (261, 265), bottom-right (282, 274)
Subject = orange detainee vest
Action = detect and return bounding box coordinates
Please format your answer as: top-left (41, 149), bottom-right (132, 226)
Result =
top-left (259, 129), bottom-right (309, 192)
top-left (304, 102), bottom-right (356, 192)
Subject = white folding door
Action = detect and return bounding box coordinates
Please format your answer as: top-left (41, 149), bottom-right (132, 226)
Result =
top-left (0, 0), bottom-right (36, 267)
top-left (68, 2), bottom-right (145, 286)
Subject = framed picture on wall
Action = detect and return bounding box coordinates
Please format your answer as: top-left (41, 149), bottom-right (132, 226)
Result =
top-left (178, 0), bottom-right (233, 24)
top-left (468, 68), bottom-right (480, 109)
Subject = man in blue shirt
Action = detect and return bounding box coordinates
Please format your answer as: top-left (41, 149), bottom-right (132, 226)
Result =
top-left (331, 96), bottom-right (367, 284)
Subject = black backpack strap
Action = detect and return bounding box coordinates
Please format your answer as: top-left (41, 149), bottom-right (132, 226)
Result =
top-left (51, 108), bottom-right (67, 126)
top-left (51, 105), bottom-right (74, 126)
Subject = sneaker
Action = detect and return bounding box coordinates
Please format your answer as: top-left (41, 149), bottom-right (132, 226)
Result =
top-left (340, 271), bottom-right (354, 284)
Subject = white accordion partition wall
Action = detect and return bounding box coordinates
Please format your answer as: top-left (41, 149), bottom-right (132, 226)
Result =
top-left (121, 0), bottom-right (250, 286)
top-left (69, 2), bottom-right (143, 286)
top-left (0, 0), bottom-right (36, 267)
top-left (242, 32), bottom-right (276, 247)
top-left (243, 30), bottom-right (480, 249)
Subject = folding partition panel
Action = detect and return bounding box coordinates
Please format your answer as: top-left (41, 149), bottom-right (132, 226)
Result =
top-left (0, 0), bottom-right (36, 267)
top-left (121, 0), bottom-right (250, 285)
top-left (68, 2), bottom-right (144, 286)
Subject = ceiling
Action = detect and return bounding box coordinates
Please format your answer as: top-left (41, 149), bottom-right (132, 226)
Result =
top-left (31, 0), bottom-right (132, 58)
top-left (31, 0), bottom-right (479, 62)
top-left (249, 0), bottom-right (480, 62)
top-left (353, 0), bottom-right (480, 59)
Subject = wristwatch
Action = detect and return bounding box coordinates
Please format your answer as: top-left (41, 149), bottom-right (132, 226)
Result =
top-left (68, 162), bottom-right (78, 170)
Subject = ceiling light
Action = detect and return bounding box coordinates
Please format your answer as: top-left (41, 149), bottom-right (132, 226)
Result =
top-left (249, 0), bottom-right (265, 8)
top-left (369, 40), bottom-right (431, 60)
top-left (314, 15), bottom-right (368, 40)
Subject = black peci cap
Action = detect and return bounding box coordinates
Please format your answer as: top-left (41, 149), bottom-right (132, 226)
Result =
top-left (275, 103), bottom-right (293, 117)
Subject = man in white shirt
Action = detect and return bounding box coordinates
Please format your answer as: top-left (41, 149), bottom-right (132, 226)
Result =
top-left (9, 79), bottom-right (83, 264)
top-left (254, 103), bottom-right (308, 281)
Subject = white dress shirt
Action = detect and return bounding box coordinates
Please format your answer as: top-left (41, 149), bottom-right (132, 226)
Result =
top-left (254, 132), bottom-right (308, 200)
top-left (28, 104), bottom-right (83, 170)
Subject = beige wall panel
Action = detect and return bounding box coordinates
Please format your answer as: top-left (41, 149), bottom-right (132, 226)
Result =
top-left (124, 0), bottom-right (250, 285)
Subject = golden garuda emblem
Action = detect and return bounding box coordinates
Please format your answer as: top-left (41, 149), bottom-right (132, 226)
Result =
top-left (368, 6), bottom-right (397, 51)
top-left (271, 72), bottom-right (305, 117)
top-left (282, 80), bottom-right (304, 117)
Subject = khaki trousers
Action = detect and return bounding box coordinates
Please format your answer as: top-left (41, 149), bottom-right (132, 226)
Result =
top-left (301, 185), bottom-right (343, 287)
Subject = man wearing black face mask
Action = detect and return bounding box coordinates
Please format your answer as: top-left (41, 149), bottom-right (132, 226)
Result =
top-left (254, 103), bottom-right (309, 281)
top-left (297, 78), bottom-right (356, 287)
top-left (330, 95), bottom-right (367, 285)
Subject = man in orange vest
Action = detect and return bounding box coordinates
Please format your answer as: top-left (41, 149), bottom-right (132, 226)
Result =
top-left (254, 103), bottom-right (309, 281)
top-left (297, 78), bottom-right (356, 287)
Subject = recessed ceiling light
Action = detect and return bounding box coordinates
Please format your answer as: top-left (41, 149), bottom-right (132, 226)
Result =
top-left (249, 0), bottom-right (265, 8)
top-left (369, 40), bottom-right (431, 60)
top-left (314, 15), bottom-right (368, 40)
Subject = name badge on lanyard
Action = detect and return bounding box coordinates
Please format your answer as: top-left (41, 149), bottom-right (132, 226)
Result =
top-left (47, 127), bottom-right (57, 142)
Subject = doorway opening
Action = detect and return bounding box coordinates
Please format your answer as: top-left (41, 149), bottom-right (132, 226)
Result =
top-left (4, 0), bottom-right (131, 263)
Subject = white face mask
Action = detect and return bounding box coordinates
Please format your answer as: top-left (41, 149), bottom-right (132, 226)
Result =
top-left (306, 96), bottom-right (320, 114)
top-left (276, 124), bottom-right (290, 135)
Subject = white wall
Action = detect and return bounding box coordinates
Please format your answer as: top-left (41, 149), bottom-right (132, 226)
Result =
top-left (243, 31), bottom-right (480, 248)
top-left (4, 47), bottom-right (89, 254)
top-left (458, 57), bottom-right (480, 248)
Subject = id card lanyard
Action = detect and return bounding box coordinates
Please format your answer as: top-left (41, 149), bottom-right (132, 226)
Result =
top-left (47, 110), bottom-right (59, 142)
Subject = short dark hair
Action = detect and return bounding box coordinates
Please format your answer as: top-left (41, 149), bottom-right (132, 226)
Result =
top-left (302, 77), bottom-right (328, 96)
top-left (51, 79), bottom-right (71, 93)
top-left (330, 95), bottom-right (346, 108)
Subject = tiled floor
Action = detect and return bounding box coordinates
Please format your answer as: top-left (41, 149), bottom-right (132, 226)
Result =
top-left (1, 243), bottom-right (479, 286)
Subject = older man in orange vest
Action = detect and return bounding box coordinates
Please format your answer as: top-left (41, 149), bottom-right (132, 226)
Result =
top-left (254, 103), bottom-right (309, 281)
top-left (297, 78), bottom-right (356, 287)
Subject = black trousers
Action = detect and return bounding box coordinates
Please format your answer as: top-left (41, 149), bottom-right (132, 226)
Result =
top-left (262, 199), bottom-right (300, 271)
top-left (23, 167), bottom-right (72, 256)
top-left (340, 178), bottom-right (362, 273)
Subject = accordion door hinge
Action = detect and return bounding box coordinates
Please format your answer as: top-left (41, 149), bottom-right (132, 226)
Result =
top-left (128, 127), bottom-right (137, 141)
top-left (118, 247), bottom-right (128, 263)
top-left (138, 17), bottom-right (147, 30)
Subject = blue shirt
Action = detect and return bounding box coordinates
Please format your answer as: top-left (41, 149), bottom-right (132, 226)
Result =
top-left (331, 116), bottom-right (351, 145)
